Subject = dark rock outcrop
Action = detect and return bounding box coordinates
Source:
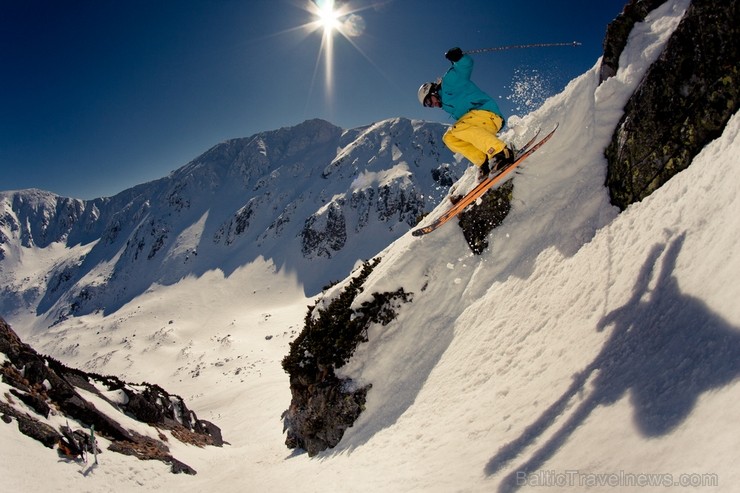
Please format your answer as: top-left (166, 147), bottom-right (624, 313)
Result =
top-left (458, 180), bottom-right (515, 255)
top-left (0, 401), bottom-right (61, 447)
top-left (605, 0), bottom-right (740, 209)
top-left (282, 259), bottom-right (412, 456)
top-left (0, 316), bottom-right (223, 474)
top-left (599, 0), bottom-right (668, 83)
top-left (300, 202), bottom-right (348, 259)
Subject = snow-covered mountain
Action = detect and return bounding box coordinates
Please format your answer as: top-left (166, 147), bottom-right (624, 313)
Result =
top-left (1, 117), bottom-right (463, 327)
top-left (2, 0), bottom-right (740, 491)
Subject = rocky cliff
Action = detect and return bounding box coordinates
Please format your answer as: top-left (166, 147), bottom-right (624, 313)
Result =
top-left (604, 0), bottom-right (739, 209)
top-left (281, 259), bottom-right (412, 456)
top-left (0, 317), bottom-right (222, 474)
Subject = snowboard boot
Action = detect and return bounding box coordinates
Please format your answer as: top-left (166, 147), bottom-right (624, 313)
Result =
top-left (490, 146), bottom-right (515, 173)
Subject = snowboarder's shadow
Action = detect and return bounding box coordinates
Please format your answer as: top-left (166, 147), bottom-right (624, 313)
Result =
top-left (486, 232), bottom-right (740, 492)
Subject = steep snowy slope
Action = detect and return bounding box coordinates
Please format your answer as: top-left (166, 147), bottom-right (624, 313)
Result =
top-left (2, 0), bottom-right (738, 491)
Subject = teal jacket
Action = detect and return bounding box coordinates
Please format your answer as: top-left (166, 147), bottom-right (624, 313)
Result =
top-left (440, 54), bottom-right (504, 122)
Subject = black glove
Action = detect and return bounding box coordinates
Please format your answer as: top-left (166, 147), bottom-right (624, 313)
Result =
top-left (445, 47), bottom-right (463, 62)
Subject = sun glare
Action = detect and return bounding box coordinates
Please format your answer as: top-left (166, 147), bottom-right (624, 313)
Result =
top-left (316, 0), bottom-right (341, 34)
top-left (291, 0), bottom-right (379, 114)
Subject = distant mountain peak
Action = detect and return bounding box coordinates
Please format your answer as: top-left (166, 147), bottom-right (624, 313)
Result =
top-left (1, 118), bottom-right (462, 321)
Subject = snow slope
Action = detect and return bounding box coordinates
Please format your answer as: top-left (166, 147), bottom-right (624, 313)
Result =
top-left (3, 0), bottom-right (738, 491)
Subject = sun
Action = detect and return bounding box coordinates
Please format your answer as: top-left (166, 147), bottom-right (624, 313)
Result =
top-left (315, 0), bottom-right (341, 35)
top-left (288, 0), bottom-right (379, 111)
top-left (303, 0), bottom-right (350, 96)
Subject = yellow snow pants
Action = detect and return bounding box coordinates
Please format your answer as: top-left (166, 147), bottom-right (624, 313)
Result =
top-left (442, 110), bottom-right (506, 167)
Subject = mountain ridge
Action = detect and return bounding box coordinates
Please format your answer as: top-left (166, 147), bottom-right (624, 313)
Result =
top-left (1, 117), bottom-right (462, 325)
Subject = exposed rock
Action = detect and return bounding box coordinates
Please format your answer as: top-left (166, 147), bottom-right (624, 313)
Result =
top-left (458, 180), bottom-right (515, 255)
top-left (170, 457), bottom-right (198, 475)
top-left (599, 0), bottom-right (668, 83)
top-left (431, 163), bottom-right (458, 188)
top-left (0, 191), bottom-right (87, 248)
top-left (300, 202), bottom-right (348, 259)
top-left (605, 0), bottom-right (740, 209)
top-left (0, 316), bottom-right (223, 473)
top-left (9, 388), bottom-right (50, 418)
top-left (282, 259), bottom-right (412, 456)
top-left (282, 369), bottom-right (370, 456)
top-left (0, 401), bottom-right (61, 448)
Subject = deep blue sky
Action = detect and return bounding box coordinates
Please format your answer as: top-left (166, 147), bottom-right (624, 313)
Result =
top-left (1, 0), bottom-right (627, 199)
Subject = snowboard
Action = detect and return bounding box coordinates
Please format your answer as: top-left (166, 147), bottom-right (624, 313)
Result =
top-left (411, 123), bottom-right (558, 237)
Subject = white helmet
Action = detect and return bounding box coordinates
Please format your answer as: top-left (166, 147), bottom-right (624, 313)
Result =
top-left (417, 82), bottom-right (438, 106)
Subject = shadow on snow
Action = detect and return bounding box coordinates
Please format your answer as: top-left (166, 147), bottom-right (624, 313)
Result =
top-left (486, 232), bottom-right (740, 492)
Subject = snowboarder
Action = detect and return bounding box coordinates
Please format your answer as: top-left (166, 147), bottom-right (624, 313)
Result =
top-left (418, 47), bottom-right (514, 180)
